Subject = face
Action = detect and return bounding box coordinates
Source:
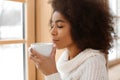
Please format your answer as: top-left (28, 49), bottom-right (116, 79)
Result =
top-left (50, 11), bottom-right (75, 49)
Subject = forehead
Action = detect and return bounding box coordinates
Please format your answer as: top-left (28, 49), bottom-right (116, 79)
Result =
top-left (52, 11), bottom-right (67, 22)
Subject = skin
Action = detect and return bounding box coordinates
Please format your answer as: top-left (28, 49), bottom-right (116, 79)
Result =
top-left (51, 11), bottom-right (81, 59)
top-left (30, 11), bottom-right (81, 75)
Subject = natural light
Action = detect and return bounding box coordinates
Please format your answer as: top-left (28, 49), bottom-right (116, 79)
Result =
top-left (0, 1), bottom-right (25, 80)
top-left (0, 0), bottom-right (120, 80)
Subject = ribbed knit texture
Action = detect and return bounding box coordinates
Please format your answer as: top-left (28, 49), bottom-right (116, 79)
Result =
top-left (45, 48), bottom-right (108, 80)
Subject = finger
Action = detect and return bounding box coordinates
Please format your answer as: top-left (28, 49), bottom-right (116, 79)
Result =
top-left (28, 47), bottom-right (32, 57)
top-left (30, 55), bottom-right (41, 64)
top-left (51, 46), bottom-right (56, 58)
top-left (29, 53), bottom-right (34, 59)
top-left (28, 47), bottom-right (32, 53)
top-left (30, 48), bottom-right (39, 56)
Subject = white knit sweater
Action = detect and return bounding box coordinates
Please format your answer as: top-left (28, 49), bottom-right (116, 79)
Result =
top-left (45, 48), bottom-right (108, 80)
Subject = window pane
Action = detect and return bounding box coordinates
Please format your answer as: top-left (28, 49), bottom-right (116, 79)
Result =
top-left (109, 0), bottom-right (117, 15)
top-left (117, 18), bottom-right (120, 37)
top-left (0, 44), bottom-right (24, 80)
top-left (109, 0), bottom-right (120, 16)
top-left (118, 0), bottom-right (120, 16)
top-left (0, 1), bottom-right (24, 40)
top-left (108, 40), bottom-right (117, 60)
top-left (108, 0), bottom-right (120, 60)
top-left (116, 39), bottom-right (120, 58)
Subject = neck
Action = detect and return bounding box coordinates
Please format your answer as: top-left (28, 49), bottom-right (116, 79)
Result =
top-left (67, 45), bottom-right (81, 60)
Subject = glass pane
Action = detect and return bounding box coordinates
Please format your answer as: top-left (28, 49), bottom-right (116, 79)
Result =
top-left (108, 0), bottom-right (120, 61)
top-left (0, 1), bottom-right (24, 40)
top-left (116, 39), bottom-right (120, 58)
top-left (108, 18), bottom-right (120, 60)
top-left (108, 40), bottom-right (117, 61)
top-left (109, 0), bottom-right (120, 16)
top-left (109, 0), bottom-right (117, 15)
top-left (0, 44), bottom-right (24, 80)
top-left (118, 0), bottom-right (120, 16)
top-left (117, 18), bottom-right (120, 37)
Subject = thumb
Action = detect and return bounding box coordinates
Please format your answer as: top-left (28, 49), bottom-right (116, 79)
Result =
top-left (51, 46), bottom-right (56, 58)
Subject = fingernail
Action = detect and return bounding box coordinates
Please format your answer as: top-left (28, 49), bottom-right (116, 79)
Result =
top-left (30, 48), bottom-right (33, 52)
top-left (28, 47), bottom-right (32, 53)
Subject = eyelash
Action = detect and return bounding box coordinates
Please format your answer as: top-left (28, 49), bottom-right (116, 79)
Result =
top-left (57, 26), bottom-right (63, 28)
top-left (50, 25), bottom-right (63, 29)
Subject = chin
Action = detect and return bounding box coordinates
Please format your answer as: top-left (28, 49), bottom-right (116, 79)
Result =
top-left (56, 47), bottom-right (64, 49)
top-left (55, 45), bottom-right (65, 49)
top-left (53, 43), bottom-right (66, 49)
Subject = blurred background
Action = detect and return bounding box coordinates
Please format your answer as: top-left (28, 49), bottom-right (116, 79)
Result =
top-left (0, 0), bottom-right (120, 80)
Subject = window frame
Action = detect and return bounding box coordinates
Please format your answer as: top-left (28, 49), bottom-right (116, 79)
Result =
top-left (0, 0), bottom-right (36, 80)
top-left (25, 0), bottom-right (36, 80)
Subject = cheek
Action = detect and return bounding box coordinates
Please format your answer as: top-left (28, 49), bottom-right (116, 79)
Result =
top-left (56, 31), bottom-right (73, 49)
top-left (63, 29), bottom-right (73, 43)
top-left (63, 34), bottom-right (73, 45)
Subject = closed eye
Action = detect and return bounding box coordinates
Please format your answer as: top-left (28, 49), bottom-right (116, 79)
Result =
top-left (57, 26), bottom-right (63, 28)
top-left (50, 19), bottom-right (65, 29)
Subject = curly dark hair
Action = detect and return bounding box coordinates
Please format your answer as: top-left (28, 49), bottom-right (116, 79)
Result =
top-left (49, 0), bottom-right (114, 53)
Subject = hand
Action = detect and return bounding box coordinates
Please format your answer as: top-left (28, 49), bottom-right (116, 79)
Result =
top-left (29, 46), bottom-right (58, 75)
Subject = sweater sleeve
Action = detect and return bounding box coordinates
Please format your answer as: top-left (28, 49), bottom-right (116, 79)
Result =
top-left (45, 73), bottom-right (61, 80)
top-left (80, 55), bottom-right (108, 80)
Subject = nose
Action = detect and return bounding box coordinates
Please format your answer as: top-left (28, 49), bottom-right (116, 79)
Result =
top-left (50, 26), bottom-right (57, 36)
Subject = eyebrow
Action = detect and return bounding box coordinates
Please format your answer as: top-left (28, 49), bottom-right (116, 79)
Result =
top-left (55, 20), bottom-right (65, 23)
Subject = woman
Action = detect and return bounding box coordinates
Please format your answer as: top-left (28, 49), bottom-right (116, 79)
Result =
top-left (30, 0), bottom-right (114, 80)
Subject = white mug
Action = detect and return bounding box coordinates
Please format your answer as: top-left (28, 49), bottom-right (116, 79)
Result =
top-left (30, 43), bottom-right (53, 57)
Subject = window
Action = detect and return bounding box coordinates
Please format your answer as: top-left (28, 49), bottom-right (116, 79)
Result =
top-left (108, 0), bottom-right (120, 61)
top-left (0, 1), bottom-right (26, 80)
top-left (0, 0), bottom-right (44, 80)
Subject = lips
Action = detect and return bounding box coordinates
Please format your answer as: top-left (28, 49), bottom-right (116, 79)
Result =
top-left (52, 39), bottom-right (59, 43)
